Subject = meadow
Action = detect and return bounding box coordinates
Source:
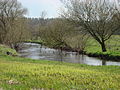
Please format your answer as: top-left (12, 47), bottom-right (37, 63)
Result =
top-left (0, 55), bottom-right (120, 90)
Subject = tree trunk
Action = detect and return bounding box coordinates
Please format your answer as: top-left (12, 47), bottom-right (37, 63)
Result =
top-left (100, 41), bottom-right (107, 52)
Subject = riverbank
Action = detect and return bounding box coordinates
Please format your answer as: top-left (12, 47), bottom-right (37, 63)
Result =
top-left (25, 39), bottom-right (43, 44)
top-left (0, 55), bottom-right (120, 90)
top-left (86, 46), bottom-right (120, 61)
top-left (0, 45), bottom-right (120, 89)
top-left (26, 39), bottom-right (120, 61)
top-left (86, 51), bottom-right (120, 61)
top-left (0, 44), bottom-right (18, 56)
top-left (86, 35), bottom-right (120, 61)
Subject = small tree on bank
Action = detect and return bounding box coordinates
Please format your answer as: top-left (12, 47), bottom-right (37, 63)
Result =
top-left (61, 0), bottom-right (120, 52)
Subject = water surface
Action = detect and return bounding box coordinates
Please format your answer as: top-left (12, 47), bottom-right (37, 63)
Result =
top-left (19, 43), bottom-right (120, 66)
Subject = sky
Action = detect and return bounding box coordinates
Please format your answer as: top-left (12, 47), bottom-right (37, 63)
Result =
top-left (17, 0), bottom-right (63, 18)
top-left (17, 0), bottom-right (119, 18)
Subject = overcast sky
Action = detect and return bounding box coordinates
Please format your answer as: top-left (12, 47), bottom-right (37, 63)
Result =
top-left (17, 0), bottom-right (119, 18)
top-left (18, 0), bottom-right (63, 18)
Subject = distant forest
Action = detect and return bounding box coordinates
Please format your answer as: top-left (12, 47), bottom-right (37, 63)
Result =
top-left (26, 18), bottom-right (120, 37)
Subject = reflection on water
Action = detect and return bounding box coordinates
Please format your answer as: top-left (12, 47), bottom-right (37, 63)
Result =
top-left (18, 43), bottom-right (120, 66)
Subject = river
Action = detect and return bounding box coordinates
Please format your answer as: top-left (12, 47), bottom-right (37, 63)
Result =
top-left (18, 43), bottom-right (120, 66)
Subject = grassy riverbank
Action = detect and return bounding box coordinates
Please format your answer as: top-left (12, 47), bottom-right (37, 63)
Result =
top-left (0, 45), bottom-right (120, 90)
top-left (86, 35), bottom-right (120, 60)
top-left (0, 44), bottom-right (18, 56)
top-left (25, 39), bottom-right (43, 44)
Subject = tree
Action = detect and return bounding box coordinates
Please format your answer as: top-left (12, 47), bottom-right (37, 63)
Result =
top-left (65, 33), bottom-right (89, 54)
top-left (39, 19), bottom-right (74, 49)
top-left (0, 0), bottom-right (28, 47)
top-left (61, 0), bottom-right (120, 52)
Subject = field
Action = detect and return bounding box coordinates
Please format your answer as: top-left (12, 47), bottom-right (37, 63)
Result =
top-left (0, 56), bottom-right (120, 90)
top-left (86, 35), bottom-right (120, 58)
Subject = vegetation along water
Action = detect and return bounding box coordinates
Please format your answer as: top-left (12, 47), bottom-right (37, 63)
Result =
top-left (0, 0), bottom-right (120, 89)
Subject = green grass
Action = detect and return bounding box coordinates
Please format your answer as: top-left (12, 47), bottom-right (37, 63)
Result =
top-left (0, 56), bottom-right (120, 90)
top-left (0, 44), bottom-right (18, 56)
top-left (25, 39), bottom-right (43, 44)
top-left (0, 43), bottom-right (120, 89)
top-left (86, 35), bottom-right (120, 57)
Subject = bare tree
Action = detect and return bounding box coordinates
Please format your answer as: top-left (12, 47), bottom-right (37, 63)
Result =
top-left (61, 0), bottom-right (120, 52)
top-left (65, 33), bottom-right (89, 54)
top-left (0, 0), bottom-right (27, 47)
top-left (38, 11), bottom-right (47, 39)
top-left (40, 11), bottom-right (47, 20)
top-left (39, 19), bottom-right (74, 49)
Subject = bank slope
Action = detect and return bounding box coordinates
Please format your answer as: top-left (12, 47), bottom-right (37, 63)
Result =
top-left (0, 44), bottom-right (17, 56)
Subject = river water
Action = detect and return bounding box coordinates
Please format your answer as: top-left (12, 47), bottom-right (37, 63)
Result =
top-left (18, 43), bottom-right (120, 66)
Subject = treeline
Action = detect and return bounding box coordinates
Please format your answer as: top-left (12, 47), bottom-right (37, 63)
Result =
top-left (0, 0), bottom-right (120, 53)
top-left (25, 17), bottom-right (89, 53)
